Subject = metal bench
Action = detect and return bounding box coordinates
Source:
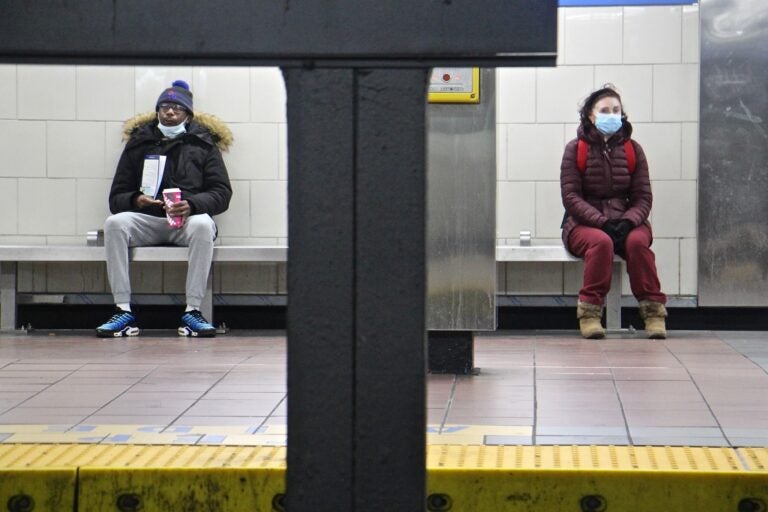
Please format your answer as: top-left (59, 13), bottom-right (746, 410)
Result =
top-left (0, 245), bottom-right (287, 331)
top-left (1, 244), bottom-right (621, 332)
top-left (496, 245), bottom-right (624, 330)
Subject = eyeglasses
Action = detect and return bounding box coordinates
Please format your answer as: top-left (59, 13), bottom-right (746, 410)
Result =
top-left (158, 103), bottom-right (188, 113)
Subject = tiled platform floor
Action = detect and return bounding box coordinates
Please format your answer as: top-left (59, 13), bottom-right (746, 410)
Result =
top-left (1, 330), bottom-right (767, 447)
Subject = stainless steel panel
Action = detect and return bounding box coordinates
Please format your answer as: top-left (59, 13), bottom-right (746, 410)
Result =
top-left (699, 0), bottom-right (768, 306)
top-left (426, 68), bottom-right (496, 330)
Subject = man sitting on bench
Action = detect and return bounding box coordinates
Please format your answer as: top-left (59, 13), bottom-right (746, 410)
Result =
top-left (96, 80), bottom-right (233, 338)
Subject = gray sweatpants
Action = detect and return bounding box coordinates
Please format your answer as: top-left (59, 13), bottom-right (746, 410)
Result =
top-left (104, 212), bottom-right (216, 308)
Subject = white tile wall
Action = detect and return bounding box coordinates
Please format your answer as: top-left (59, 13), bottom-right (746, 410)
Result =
top-left (0, 120), bottom-right (47, 177)
top-left (496, 68), bottom-right (536, 123)
top-left (505, 124), bottom-right (565, 181)
top-left (653, 64), bottom-right (699, 122)
top-left (0, 178), bottom-right (18, 234)
top-left (105, 121), bottom-right (128, 172)
top-left (650, 180), bottom-right (697, 238)
top-left (536, 66), bottom-right (594, 123)
top-left (1, 5), bottom-right (702, 299)
top-left (215, 181), bottom-right (251, 238)
top-left (594, 65), bottom-right (653, 122)
top-left (76, 179), bottom-right (111, 234)
top-left (631, 123), bottom-right (681, 180)
top-left (535, 182), bottom-right (565, 240)
top-left (250, 181), bottom-right (287, 238)
top-left (194, 67), bottom-right (251, 123)
top-left (134, 67), bottom-right (193, 114)
top-left (680, 237), bottom-right (697, 295)
top-left (497, 182), bottom-right (535, 239)
top-left (76, 66), bottom-right (135, 121)
top-left (18, 66), bottom-right (76, 120)
top-left (624, 6), bottom-right (682, 64)
top-left (226, 123), bottom-right (280, 180)
top-left (18, 178), bottom-right (77, 235)
top-left (564, 7), bottom-right (623, 65)
top-left (47, 122), bottom-right (107, 178)
top-left (250, 68), bottom-right (287, 123)
top-left (648, 237), bottom-right (679, 296)
top-left (496, 125), bottom-right (507, 183)
top-left (682, 5), bottom-right (700, 64)
top-left (557, 9), bottom-right (566, 66)
top-left (0, 65), bottom-right (16, 119)
top-left (278, 123), bottom-right (288, 180)
top-left (0, 236), bottom-right (46, 245)
top-left (681, 122), bottom-right (699, 180)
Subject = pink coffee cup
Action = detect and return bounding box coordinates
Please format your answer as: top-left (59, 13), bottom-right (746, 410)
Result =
top-left (162, 188), bottom-right (183, 228)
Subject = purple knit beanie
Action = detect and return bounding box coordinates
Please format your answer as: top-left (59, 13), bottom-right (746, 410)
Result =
top-left (156, 80), bottom-right (193, 114)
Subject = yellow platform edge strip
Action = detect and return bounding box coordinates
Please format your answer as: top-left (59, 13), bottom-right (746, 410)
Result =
top-left (2, 444), bottom-right (768, 512)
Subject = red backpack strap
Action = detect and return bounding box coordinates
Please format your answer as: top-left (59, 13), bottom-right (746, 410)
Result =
top-left (576, 139), bottom-right (588, 173)
top-left (624, 139), bottom-right (636, 174)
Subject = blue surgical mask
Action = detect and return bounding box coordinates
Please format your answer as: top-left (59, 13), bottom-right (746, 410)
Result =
top-left (158, 121), bottom-right (187, 139)
top-left (595, 113), bottom-right (622, 136)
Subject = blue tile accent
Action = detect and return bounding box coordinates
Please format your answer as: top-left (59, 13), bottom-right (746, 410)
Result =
top-left (199, 435), bottom-right (226, 444)
top-left (137, 426), bottom-right (163, 433)
top-left (105, 434), bottom-right (132, 443)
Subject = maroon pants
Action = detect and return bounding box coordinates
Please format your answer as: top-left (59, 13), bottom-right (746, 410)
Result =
top-left (567, 224), bottom-right (666, 306)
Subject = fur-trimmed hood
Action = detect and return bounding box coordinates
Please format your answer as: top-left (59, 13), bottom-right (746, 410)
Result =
top-left (121, 111), bottom-right (233, 152)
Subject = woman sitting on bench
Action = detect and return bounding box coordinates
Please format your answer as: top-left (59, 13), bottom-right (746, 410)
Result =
top-left (560, 84), bottom-right (667, 340)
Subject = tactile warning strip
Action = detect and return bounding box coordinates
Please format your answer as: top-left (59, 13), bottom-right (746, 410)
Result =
top-left (1, 445), bottom-right (768, 512)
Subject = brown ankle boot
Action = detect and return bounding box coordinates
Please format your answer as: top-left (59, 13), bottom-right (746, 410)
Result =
top-left (639, 300), bottom-right (667, 339)
top-left (577, 301), bottom-right (605, 339)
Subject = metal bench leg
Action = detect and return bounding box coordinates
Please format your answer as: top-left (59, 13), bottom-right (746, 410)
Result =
top-left (201, 265), bottom-right (213, 324)
top-left (605, 261), bottom-right (622, 330)
top-left (1, 262), bottom-right (17, 332)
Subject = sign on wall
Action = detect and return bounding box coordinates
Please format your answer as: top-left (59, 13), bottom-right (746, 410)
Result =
top-left (428, 68), bottom-right (480, 104)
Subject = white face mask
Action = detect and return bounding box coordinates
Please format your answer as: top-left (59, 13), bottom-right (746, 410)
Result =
top-left (158, 122), bottom-right (187, 139)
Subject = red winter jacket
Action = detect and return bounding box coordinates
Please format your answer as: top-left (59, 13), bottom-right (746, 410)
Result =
top-left (560, 122), bottom-right (653, 250)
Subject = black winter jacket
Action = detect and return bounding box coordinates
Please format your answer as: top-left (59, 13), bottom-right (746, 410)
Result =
top-left (109, 112), bottom-right (233, 218)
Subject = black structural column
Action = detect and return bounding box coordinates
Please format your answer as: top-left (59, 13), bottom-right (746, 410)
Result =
top-left (284, 68), bottom-right (428, 511)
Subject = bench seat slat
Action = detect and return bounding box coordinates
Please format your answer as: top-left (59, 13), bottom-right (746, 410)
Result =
top-left (0, 245), bottom-right (288, 263)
